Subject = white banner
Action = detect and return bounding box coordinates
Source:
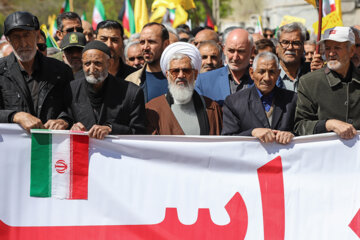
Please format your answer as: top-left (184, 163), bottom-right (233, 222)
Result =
top-left (1, 124), bottom-right (360, 239)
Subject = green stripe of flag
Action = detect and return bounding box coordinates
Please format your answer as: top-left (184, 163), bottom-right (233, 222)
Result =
top-left (30, 133), bottom-right (52, 197)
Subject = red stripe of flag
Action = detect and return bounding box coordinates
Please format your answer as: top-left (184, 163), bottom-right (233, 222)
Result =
top-left (70, 135), bottom-right (89, 199)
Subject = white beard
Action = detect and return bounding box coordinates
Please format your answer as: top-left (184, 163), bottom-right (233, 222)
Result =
top-left (13, 47), bottom-right (37, 62)
top-left (168, 78), bottom-right (195, 104)
top-left (85, 71), bottom-right (108, 84)
top-left (327, 60), bottom-right (343, 71)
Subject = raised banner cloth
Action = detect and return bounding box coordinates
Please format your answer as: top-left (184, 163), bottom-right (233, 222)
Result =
top-left (1, 124), bottom-right (360, 239)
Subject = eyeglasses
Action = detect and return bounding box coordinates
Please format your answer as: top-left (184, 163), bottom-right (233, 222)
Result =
top-left (62, 27), bottom-right (83, 33)
top-left (168, 68), bottom-right (193, 78)
top-left (128, 56), bottom-right (144, 61)
top-left (279, 40), bottom-right (303, 49)
top-left (37, 43), bottom-right (47, 51)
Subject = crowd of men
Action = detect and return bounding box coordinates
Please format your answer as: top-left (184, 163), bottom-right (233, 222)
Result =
top-left (1, 10), bottom-right (360, 143)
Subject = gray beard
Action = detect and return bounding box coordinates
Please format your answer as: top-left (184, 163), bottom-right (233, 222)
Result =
top-left (168, 78), bottom-right (195, 104)
top-left (13, 48), bottom-right (37, 62)
top-left (85, 71), bottom-right (108, 84)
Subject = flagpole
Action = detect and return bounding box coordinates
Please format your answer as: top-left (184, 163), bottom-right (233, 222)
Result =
top-left (69, 0), bottom-right (74, 12)
top-left (316, 0), bottom-right (323, 54)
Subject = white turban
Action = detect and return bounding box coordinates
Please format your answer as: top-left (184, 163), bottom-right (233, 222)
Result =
top-left (160, 42), bottom-right (201, 77)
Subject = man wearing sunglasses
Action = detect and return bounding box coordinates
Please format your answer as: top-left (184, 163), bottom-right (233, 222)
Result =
top-left (0, 11), bottom-right (74, 132)
top-left (51, 12), bottom-right (82, 62)
top-left (146, 42), bottom-right (222, 135)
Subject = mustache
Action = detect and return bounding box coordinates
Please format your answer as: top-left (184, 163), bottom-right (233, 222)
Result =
top-left (284, 51), bottom-right (296, 55)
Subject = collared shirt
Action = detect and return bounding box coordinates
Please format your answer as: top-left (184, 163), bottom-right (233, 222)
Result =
top-left (256, 88), bottom-right (274, 112)
top-left (277, 64), bottom-right (301, 92)
top-left (276, 59), bottom-right (311, 92)
top-left (227, 66), bottom-right (252, 94)
top-left (17, 54), bottom-right (41, 114)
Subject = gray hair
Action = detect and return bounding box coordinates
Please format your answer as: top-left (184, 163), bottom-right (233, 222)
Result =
top-left (252, 52), bottom-right (279, 71)
top-left (304, 39), bottom-right (316, 46)
top-left (124, 41), bottom-right (140, 59)
top-left (277, 22), bottom-right (307, 42)
top-left (198, 40), bottom-right (223, 57)
top-left (167, 53), bottom-right (194, 70)
top-left (128, 33), bottom-right (140, 42)
top-left (222, 28), bottom-right (253, 49)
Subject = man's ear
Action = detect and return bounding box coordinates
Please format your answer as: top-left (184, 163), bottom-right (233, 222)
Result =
top-left (163, 39), bottom-right (170, 49)
top-left (193, 69), bottom-right (198, 79)
top-left (249, 67), bottom-right (254, 79)
top-left (56, 30), bottom-right (63, 41)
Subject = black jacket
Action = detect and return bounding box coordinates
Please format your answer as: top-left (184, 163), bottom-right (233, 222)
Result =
top-left (69, 74), bottom-right (146, 134)
top-left (222, 86), bottom-right (297, 136)
top-left (0, 51), bottom-right (74, 124)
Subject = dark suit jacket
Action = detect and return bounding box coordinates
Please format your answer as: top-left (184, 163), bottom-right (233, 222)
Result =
top-left (0, 51), bottom-right (73, 124)
top-left (222, 86), bottom-right (297, 136)
top-left (69, 74), bottom-right (146, 134)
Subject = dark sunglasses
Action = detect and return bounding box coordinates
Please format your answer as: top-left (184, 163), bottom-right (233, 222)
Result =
top-left (62, 27), bottom-right (83, 33)
top-left (37, 43), bottom-right (47, 51)
top-left (168, 68), bottom-right (193, 78)
top-left (128, 56), bottom-right (144, 61)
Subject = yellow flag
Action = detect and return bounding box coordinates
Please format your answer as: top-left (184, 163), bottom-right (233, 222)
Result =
top-left (149, 6), bottom-right (167, 23)
top-left (312, 11), bottom-right (343, 34)
top-left (151, 0), bottom-right (195, 11)
top-left (134, 0), bottom-right (149, 33)
top-left (179, 0), bottom-right (196, 10)
top-left (173, 5), bottom-right (188, 28)
top-left (304, 0), bottom-right (317, 8)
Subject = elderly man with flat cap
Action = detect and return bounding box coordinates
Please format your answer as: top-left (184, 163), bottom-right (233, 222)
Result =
top-left (0, 11), bottom-right (74, 132)
top-left (295, 27), bottom-right (360, 139)
top-left (69, 41), bottom-right (146, 139)
top-left (146, 42), bottom-right (222, 135)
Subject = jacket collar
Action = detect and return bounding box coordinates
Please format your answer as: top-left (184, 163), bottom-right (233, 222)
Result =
top-left (325, 63), bottom-right (360, 87)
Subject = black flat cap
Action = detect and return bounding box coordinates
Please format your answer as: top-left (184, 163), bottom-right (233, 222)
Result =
top-left (82, 40), bottom-right (111, 57)
top-left (60, 32), bottom-right (86, 50)
top-left (4, 11), bottom-right (39, 36)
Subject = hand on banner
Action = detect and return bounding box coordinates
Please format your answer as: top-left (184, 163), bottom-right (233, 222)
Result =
top-left (252, 128), bottom-right (294, 144)
top-left (326, 119), bottom-right (357, 139)
top-left (13, 112), bottom-right (44, 132)
top-left (252, 128), bottom-right (276, 143)
top-left (88, 124), bottom-right (111, 140)
top-left (310, 53), bottom-right (324, 71)
top-left (273, 130), bottom-right (294, 144)
top-left (44, 119), bottom-right (68, 130)
top-left (71, 122), bottom-right (87, 131)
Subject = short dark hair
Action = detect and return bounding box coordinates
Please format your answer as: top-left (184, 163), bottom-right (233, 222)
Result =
top-left (56, 12), bottom-right (81, 31)
top-left (96, 20), bottom-right (124, 39)
top-left (255, 39), bottom-right (276, 54)
top-left (142, 22), bottom-right (169, 41)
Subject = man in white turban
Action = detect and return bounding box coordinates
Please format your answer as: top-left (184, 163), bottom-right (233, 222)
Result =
top-left (145, 42), bottom-right (223, 135)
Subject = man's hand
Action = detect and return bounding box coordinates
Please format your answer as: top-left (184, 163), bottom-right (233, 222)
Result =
top-left (71, 122), bottom-right (87, 131)
top-left (273, 130), bottom-right (294, 145)
top-left (44, 119), bottom-right (68, 130)
top-left (88, 125), bottom-right (111, 140)
top-left (326, 119), bottom-right (357, 139)
top-left (251, 128), bottom-right (276, 143)
top-left (310, 53), bottom-right (324, 72)
top-left (13, 112), bottom-right (44, 132)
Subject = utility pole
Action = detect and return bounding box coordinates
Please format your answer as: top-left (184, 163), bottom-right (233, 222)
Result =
top-left (212, 0), bottom-right (220, 28)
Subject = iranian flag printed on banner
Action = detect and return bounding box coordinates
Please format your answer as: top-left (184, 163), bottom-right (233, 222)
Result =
top-left (30, 130), bottom-right (89, 200)
top-left (92, 0), bottom-right (106, 30)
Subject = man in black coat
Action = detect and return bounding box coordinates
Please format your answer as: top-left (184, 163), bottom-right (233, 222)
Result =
top-left (222, 52), bottom-right (297, 144)
top-left (0, 11), bottom-right (74, 131)
top-left (70, 41), bottom-right (146, 139)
